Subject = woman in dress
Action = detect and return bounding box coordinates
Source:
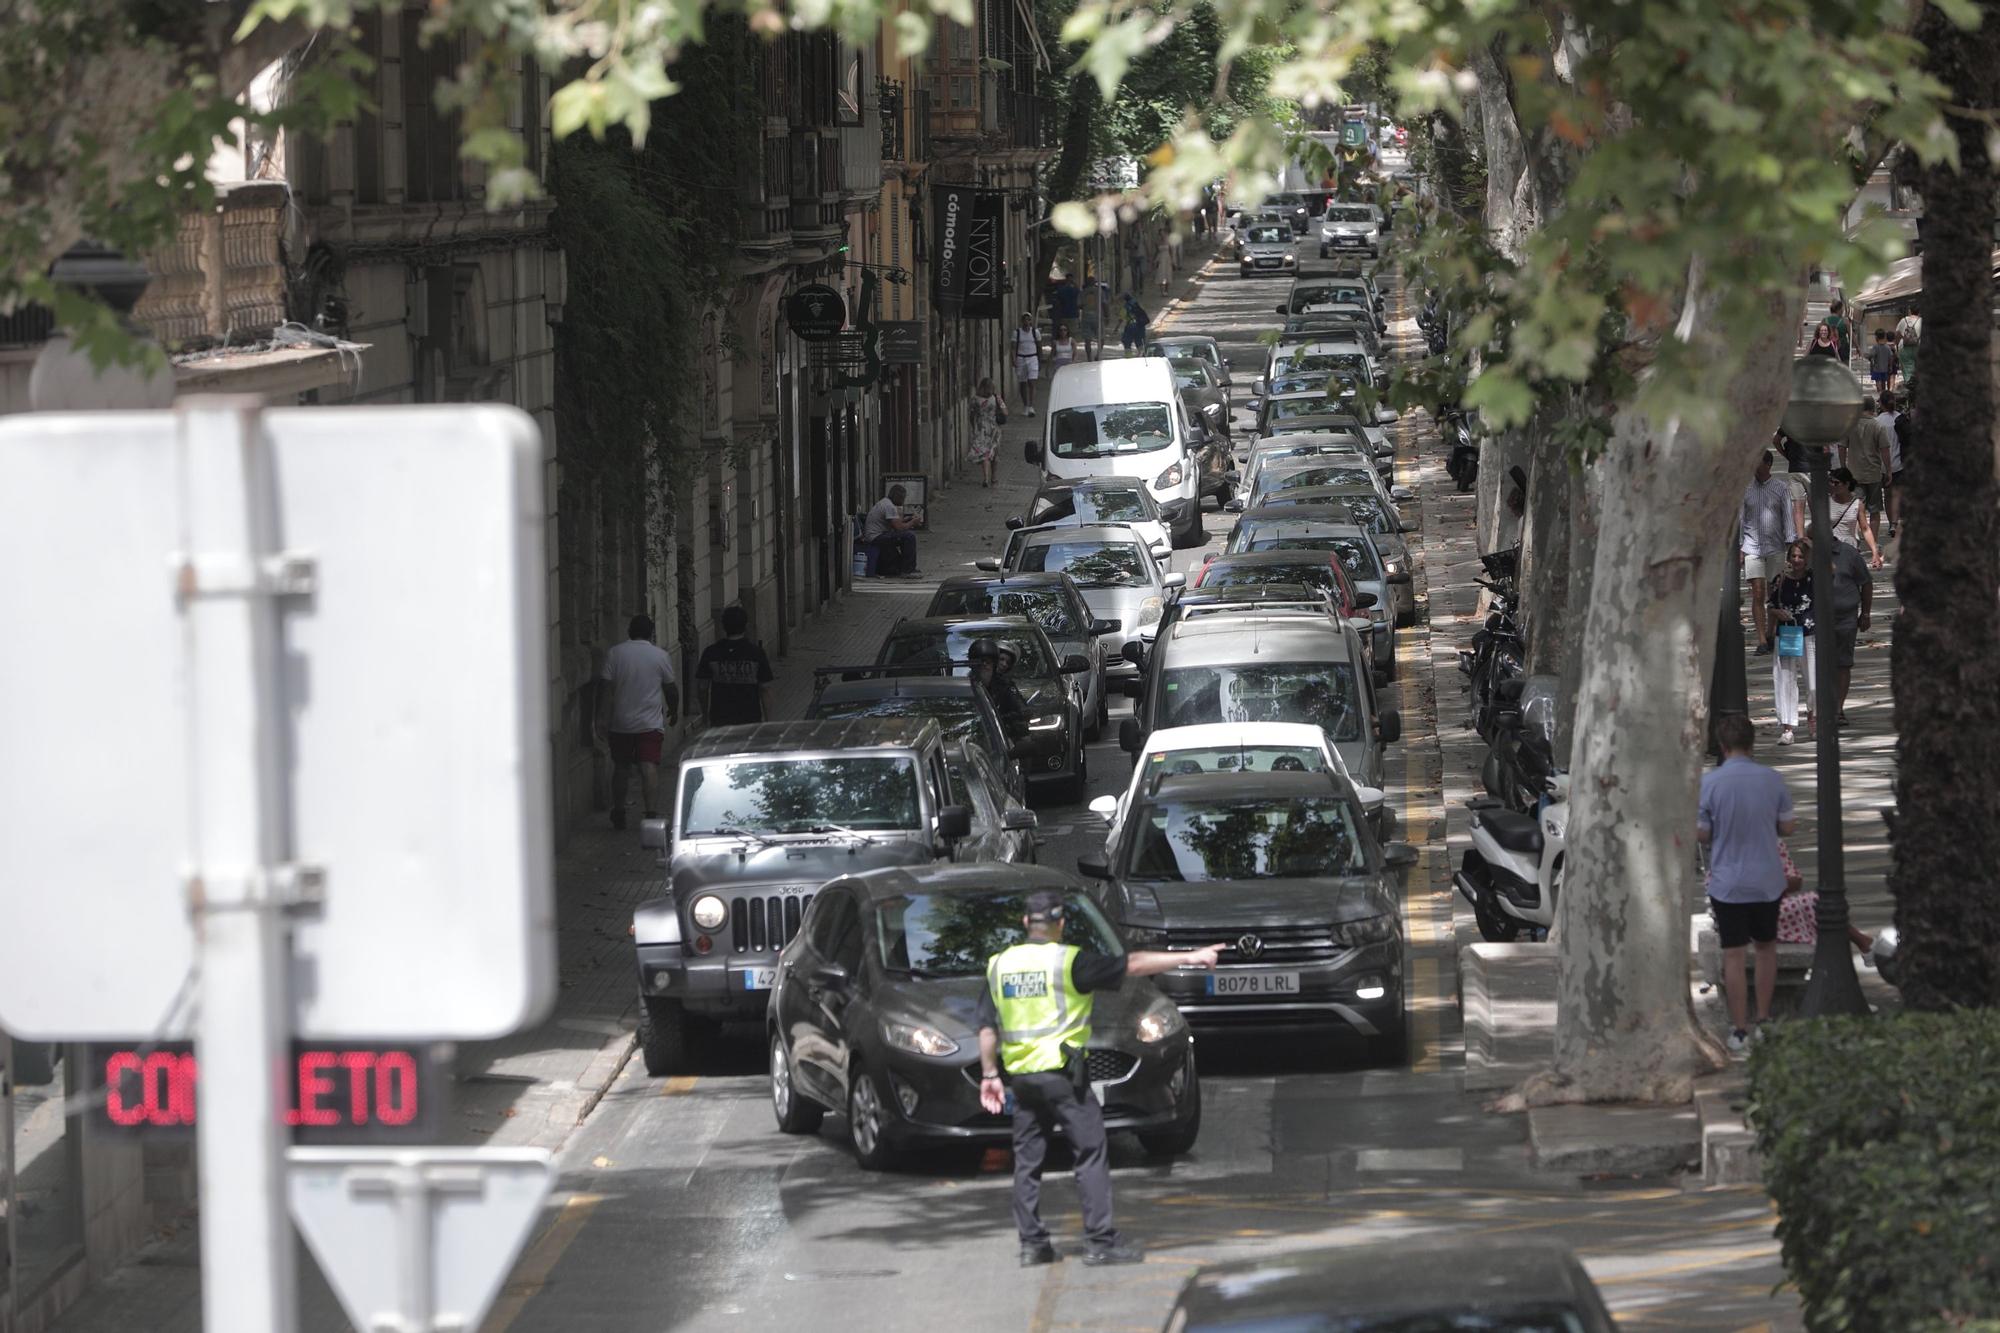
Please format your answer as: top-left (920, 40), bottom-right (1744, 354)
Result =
top-left (970, 377), bottom-right (1006, 488)
top-left (1048, 322), bottom-right (1076, 371)
top-left (1768, 539), bottom-right (1815, 745)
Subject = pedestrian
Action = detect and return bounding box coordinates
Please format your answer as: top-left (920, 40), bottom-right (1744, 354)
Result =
top-left (1828, 468), bottom-right (1884, 568)
top-left (970, 377), bottom-right (1007, 488)
top-left (1826, 297), bottom-right (1852, 365)
top-left (1807, 322), bottom-right (1839, 358)
top-left (1867, 328), bottom-right (1897, 396)
top-left (1741, 450), bottom-right (1799, 656)
top-left (1773, 428), bottom-right (1808, 475)
top-left (976, 887), bottom-right (1224, 1266)
top-left (1877, 392), bottom-right (1906, 539)
top-left (1049, 271), bottom-right (1081, 329)
top-left (1772, 838), bottom-right (1877, 955)
top-left (1012, 312), bottom-right (1042, 417)
top-left (1696, 714), bottom-right (1797, 1053)
top-left (1895, 311), bottom-right (1920, 388)
top-left (1839, 396), bottom-right (1891, 530)
top-left (1768, 540), bottom-right (1815, 745)
top-left (1048, 322), bottom-right (1076, 371)
top-left (1119, 293), bottom-right (1150, 355)
top-left (1804, 521), bottom-right (1874, 726)
top-left (1155, 232), bottom-right (1174, 299)
top-left (1078, 276), bottom-right (1106, 362)
top-left (862, 483), bottom-right (922, 577)
top-left (694, 605), bottom-right (773, 727)
top-left (596, 614), bottom-right (680, 831)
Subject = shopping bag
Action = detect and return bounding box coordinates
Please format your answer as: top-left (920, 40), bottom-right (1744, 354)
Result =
top-left (1777, 624), bottom-right (1804, 658)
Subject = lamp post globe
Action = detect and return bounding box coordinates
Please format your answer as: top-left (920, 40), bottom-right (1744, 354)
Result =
top-left (1781, 354), bottom-right (1865, 446)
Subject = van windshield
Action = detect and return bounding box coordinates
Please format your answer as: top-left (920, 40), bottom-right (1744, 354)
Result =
top-left (1050, 402), bottom-right (1174, 458)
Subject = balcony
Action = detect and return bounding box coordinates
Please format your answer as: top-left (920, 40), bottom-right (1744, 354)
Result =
top-left (740, 132), bottom-right (794, 253)
top-left (1001, 90), bottom-right (1058, 153)
top-left (879, 78), bottom-right (905, 162)
top-left (789, 131), bottom-right (842, 237)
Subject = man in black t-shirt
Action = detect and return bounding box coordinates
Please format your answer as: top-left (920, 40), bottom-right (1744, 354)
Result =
top-left (695, 606), bottom-right (774, 726)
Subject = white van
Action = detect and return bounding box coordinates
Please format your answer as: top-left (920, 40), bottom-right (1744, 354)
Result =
top-left (1031, 359), bottom-right (1207, 548)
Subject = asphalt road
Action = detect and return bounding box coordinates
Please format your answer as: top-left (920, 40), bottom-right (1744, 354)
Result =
top-left (481, 230), bottom-right (1806, 1333)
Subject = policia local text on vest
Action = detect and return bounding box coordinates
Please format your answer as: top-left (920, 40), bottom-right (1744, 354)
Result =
top-left (975, 889), bottom-right (1223, 1267)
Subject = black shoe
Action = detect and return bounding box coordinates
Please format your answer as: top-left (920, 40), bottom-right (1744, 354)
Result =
top-left (1020, 1241), bottom-right (1059, 1267)
top-left (609, 807), bottom-right (626, 830)
top-left (1753, 643), bottom-right (1773, 657)
top-left (1082, 1243), bottom-right (1145, 1267)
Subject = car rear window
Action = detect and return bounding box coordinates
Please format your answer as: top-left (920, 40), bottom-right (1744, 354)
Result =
top-left (928, 586), bottom-right (1082, 637)
top-left (1159, 661), bottom-right (1363, 741)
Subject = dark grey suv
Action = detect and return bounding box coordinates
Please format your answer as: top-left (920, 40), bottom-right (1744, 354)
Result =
top-left (1079, 770), bottom-right (1414, 1062)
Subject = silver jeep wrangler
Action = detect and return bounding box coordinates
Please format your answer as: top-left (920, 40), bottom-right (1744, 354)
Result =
top-left (631, 718), bottom-right (973, 1075)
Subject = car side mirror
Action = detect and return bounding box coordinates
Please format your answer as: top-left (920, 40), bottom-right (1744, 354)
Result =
top-left (975, 557), bottom-right (1002, 572)
top-left (1275, 304), bottom-right (1287, 316)
top-left (1355, 785), bottom-right (1385, 812)
top-left (810, 961), bottom-right (851, 990)
top-left (639, 817), bottom-right (670, 850)
top-left (1091, 618), bottom-right (1122, 635)
top-left (1006, 517), bottom-right (1024, 530)
top-left (1150, 543), bottom-right (1171, 560)
top-left (1353, 591), bottom-right (1378, 610)
top-left (1120, 641), bottom-right (1146, 667)
top-left (1377, 710), bottom-right (1403, 744)
top-left (1188, 420), bottom-right (1210, 445)
top-left (1379, 408), bottom-right (1400, 423)
top-left (1119, 717), bottom-right (1142, 753)
top-left (1087, 794), bottom-right (1118, 821)
top-left (1247, 398), bottom-right (1263, 413)
top-left (1251, 378), bottom-right (1267, 395)
top-left (1002, 808), bottom-right (1039, 832)
top-left (937, 804), bottom-right (973, 841)
top-left (1077, 856), bottom-right (1110, 879)
top-left (1382, 842), bottom-right (1418, 870)
top-left (1223, 499), bottom-right (1245, 513)
top-left (1390, 485), bottom-right (1414, 502)
top-left (1060, 654), bottom-right (1090, 675)
top-left (1162, 571), bottom-right (1186, 589)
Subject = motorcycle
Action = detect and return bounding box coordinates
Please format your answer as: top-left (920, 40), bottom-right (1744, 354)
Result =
top-left (1460, 584), bottom-right (1524, 741)
top-left (1481, 677), bottom-right (1561, 814)
top-left (1441, 410), bottom-right (1478, 493)
top-left (1455, 772), bottom-right (1569, 943)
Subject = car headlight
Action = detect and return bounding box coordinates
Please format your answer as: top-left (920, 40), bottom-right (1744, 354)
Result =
top-left (1137, 597), bottom-right (1163, 627)
top-left (690, 894), bottom-right (728, 931)
top-left (881, 1021), bottom-right (960, 1057)
top-left (1026, 712), bottom-right (1065, 731)
top-left (1135, 997), bottom-right (1187, 1044)
top-left (1382, 556), bottom-right (1405, 575)
top-left (1332, 915), bottom-right (1398, 947)
top-left (1282, 254), bottom-right (1297, 266)
top-left (1155, 460), bottom-right (1184, 489)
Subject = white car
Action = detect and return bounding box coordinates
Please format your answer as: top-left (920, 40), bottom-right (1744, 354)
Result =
top-left (1003, 475), bottom-right (1173, 565)
top-left (1319, 203), bottom-right (1384, 258)
top-left (1087, 721), bottom-right (1388, 852)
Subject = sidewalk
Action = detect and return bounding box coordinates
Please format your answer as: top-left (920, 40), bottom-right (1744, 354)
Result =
top-left (45, 237), bottom-right (1231, 1333)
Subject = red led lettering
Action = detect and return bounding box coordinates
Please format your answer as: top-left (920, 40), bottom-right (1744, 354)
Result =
top-left (338, 1050), bottom-right (377, 1124)
top-left (294, 1051), bottom-right (339, 1127)
top-left (142, 1050), bottom-right (197, 1126)
top-left (105, 1051), bottom-right (145, 1126)
top-left (374, 1051), bottom-right (418, 1125)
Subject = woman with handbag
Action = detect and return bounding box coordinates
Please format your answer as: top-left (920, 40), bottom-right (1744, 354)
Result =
top-left (970, 377), bottom-right (1007, 488)
top-left (1768, 539), bottom-right (1815, 745)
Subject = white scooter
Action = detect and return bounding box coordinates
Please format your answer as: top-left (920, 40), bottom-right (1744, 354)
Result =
top-left (1454, 773), bottom-right (1567, 942)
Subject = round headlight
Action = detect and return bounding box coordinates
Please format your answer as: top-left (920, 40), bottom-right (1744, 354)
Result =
top-left (690, 895), bottom-right (728, 931)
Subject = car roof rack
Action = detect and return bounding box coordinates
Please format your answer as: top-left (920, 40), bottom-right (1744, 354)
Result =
top-left (810, 660), bottom-right (983, 694)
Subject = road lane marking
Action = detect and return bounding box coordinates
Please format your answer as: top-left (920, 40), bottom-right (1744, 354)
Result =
top-left (484, 1192), bottom-right (605, 1331)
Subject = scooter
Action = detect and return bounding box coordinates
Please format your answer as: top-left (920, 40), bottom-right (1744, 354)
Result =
top-left (1454, 774), bottom-right (1568, 943)
top-left (1481, 677), bottom-right (1561, 814)
top-left (1440, 410), bottom-right (1478, 493)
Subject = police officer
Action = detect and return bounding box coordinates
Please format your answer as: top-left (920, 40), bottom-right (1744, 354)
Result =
top-left (976, 888), bottom-right (1223, 1267)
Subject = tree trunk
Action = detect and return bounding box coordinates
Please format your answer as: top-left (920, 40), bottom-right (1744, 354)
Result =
top-left (1554, 454), bottom-right (1603, 770)
top-left (1892, 0), bottom-right (2000, 1010)
top-left (1476, 426), bottom-right (1530, 557)
top-left (1509, 276), bottom-right (1802, 1106)
top-left (1521, 412), bottom-right (1573, 678)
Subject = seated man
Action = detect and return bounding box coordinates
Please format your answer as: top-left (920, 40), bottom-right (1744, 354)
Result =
top-left (863, 484), bottom-right (921, 576)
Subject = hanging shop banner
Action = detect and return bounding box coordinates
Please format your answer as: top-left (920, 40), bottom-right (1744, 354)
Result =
top-left (933, 185), bottom-right (975, 314)
top-left (785, 283), bottom-right (847, 341)
top-left (962, 190), bottom-right (1006, 320)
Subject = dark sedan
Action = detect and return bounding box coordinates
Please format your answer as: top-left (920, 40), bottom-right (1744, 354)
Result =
top-left (807, 668), bottom-right (1028, 804)
top-left (766, 864), bottom-right (1202, 1168)
top-left (1080, 771), bottom-right (1413, 1062)
top-left (1162, 1239), bottom-right (1616, 1332)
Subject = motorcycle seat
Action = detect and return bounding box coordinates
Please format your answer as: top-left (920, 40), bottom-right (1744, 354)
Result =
top-left (1474, 807), bottom-right (1544, 854)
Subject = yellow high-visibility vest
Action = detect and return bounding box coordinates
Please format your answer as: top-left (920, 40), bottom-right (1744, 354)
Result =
top-left (987, 941), bottom-right (1092, 1075)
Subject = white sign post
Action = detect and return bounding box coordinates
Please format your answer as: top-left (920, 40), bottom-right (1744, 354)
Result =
top-left (0, 399), bottom-right (556, 1333)
top-left (288, 1148), bottom-right (556, 1333)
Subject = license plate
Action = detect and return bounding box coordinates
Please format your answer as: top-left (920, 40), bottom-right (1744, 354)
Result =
top-left (739, 968), bottom-right (778, 992)
top-left (1256, 258), bottom-right (1279, 266)
top-left (1206, 971), bottom-right (1300, 996)
top-left (1335, 238), bottom-right (1360, 247)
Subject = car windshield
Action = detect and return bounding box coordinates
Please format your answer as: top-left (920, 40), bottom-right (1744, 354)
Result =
top-left (1320, 287), bottom-right (1371, 305)
top-left (883, 627), bottom-right (1055, 676)
top-left (1329, 206), bottom-right (1376, 223)
top-left (1246, 227), bottom-right (1288, 244)
top-left (875, 891), bottom-right (1124, 975)
top-left (1019, 540), bottom-right (1150, 588)
top-left (1049, 402), bottom-right (1174, 458)
top-left (1028, 484), bottom-right (1151, 525)
top-left (1161, 661), bottom-right (1363, 740)
top-left (1202, 562), bottom-right (1343, 603)
top-left (1271, 396), bottom-right (1344, 421)
top-left (930, 586), bottom-right (1083, 638)
top-left (810, 693), bottom-right (985, 741)
top-left (680, 756), bottom-right (920, 834)
top-left (1124, 796), bottom-right (1365, 882)
top-left (1141, 745), bottom-right (1327, 793)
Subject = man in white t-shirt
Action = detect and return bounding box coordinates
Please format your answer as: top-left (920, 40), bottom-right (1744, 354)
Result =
top-left (1876, 391), bottom-right (1904, 539)
top-left (596, 614), bottom-right (679, 829)
top-left (862, 483), bottom-right (921, 576)
top-left (1013, 313), bottom-right (1043, 417)
top-left (1740, 451), bottom-right (1799, 655)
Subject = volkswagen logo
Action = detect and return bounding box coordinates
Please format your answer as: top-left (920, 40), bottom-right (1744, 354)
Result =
top-left (1235, 934), bottom-right (1264, 960)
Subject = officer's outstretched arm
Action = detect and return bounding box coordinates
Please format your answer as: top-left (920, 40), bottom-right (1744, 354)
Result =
top-left (1125, 944), bottom-right (1224, 977)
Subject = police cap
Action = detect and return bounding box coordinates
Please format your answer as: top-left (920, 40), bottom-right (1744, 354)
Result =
top-left (1024, 889), bottom-right (1066, 921)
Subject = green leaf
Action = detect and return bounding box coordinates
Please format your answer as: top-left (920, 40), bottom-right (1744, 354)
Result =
top-left (1050, 201), bottom-right (1097, 237)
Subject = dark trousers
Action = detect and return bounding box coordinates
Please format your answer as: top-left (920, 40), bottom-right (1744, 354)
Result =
top-left (1009, 1070), bottom-right (1116, 1247)
top-left (870, 530), bottom-right (917, 575)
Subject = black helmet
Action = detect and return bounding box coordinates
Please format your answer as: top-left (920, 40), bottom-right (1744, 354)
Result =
top-left (967, 637), bottom-right (1001, 662)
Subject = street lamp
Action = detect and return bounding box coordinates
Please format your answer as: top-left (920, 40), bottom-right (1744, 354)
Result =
top-left (1781, 355), bottom-right (1869, 1019)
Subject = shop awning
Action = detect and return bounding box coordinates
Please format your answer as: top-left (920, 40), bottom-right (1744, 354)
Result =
top-left (1854, 247), bottom-right (2000, 311)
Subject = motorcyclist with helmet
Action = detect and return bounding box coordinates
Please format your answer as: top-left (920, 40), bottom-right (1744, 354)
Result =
top-left (968, 637), bottom-right (1030, 733)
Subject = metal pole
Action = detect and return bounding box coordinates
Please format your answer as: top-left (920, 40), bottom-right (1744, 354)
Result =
top-left (1799, 443), bottom-right (1869, 1017)
top-left (1710, 522), bottom-right (1749, 762)
top-left (179, 398), bottom-right (300, 1332)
